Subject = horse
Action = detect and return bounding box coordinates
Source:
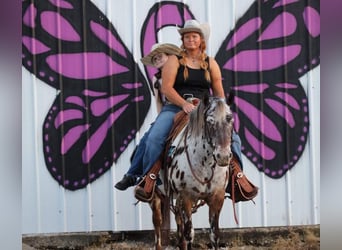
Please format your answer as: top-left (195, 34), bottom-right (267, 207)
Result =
top-left (149, 95), bottom-right (234, 250)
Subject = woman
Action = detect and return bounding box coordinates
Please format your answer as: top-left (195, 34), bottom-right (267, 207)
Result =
top-left (115, 43), bottom-right (181, 190)
top-left (161, 20), bottom-right (225, 113)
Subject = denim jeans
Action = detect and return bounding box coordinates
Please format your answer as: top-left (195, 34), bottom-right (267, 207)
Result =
top-left (126, 131), bottom-right (148, 178)
top-left (231, 130), bottom-right (243, 170)
top-left (125, 104), bottom-right (181, 178)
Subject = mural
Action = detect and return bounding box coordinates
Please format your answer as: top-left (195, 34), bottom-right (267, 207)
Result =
top-left (22, 0), bottom-right (320, 190)
top-left (216, 0), bottom-right (320, 177)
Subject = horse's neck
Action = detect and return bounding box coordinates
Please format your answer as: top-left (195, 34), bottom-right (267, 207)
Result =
top-left (183, 128), bottom-right (215, 166)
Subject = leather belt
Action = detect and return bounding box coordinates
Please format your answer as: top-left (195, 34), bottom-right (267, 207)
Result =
top-left (164, 94), bottom-right (199, 105)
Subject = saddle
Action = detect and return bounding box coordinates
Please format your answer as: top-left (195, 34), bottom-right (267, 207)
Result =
top-left (134, 110), bottom-right (190, 202)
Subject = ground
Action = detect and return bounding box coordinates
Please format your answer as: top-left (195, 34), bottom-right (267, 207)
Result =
top-left (22, 225), bottom-right (319, 250)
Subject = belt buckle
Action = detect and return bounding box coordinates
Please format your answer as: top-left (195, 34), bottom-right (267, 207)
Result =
top-left (183, 94), bottom-right (194, 102)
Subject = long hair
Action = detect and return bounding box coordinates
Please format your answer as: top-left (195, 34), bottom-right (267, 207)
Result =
top-left (179, 36), bottom-right (211, 82)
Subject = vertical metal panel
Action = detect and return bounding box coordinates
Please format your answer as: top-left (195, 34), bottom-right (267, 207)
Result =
top-left (306, 64), bottom-right (320, 225)
top-left (22, 70), bottom-right (40, 233)
top-left (22, 0), bottom-right (320, 234)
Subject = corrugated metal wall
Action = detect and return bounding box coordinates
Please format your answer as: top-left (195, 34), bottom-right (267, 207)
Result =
top-left (22, 0), bottom-right (320, 234)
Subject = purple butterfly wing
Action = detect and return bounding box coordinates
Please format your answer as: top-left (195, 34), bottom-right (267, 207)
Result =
top-left (22, 0), bottom-right (151, 189)
top-left (216, 0), bottom-right (320, 178)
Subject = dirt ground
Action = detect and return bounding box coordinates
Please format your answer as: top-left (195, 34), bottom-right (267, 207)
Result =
top-left (22, 225), bottom-right (320, 250)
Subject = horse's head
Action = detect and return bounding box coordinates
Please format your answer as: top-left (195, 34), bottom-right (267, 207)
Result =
top-left (190, 95), bottom-right (234, 166)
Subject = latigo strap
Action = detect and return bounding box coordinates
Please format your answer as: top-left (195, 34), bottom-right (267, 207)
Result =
top-left (227, 156), bottom-right (258, 224)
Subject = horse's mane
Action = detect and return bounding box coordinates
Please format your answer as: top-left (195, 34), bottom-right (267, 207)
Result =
top-left (188, 96), bottom-right (231, 138)
top-left (188, 97), bottom-right (208, 137)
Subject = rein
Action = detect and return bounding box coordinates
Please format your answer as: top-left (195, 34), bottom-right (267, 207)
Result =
top-left (184, 126), bottom-right (214, 185)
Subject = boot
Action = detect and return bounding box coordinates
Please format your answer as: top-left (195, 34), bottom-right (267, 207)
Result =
top-left (114, 175), bottom-right (136, 190)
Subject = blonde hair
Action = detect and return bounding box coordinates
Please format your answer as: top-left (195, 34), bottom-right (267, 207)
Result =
top-left (179, 36), bottom-right (211, 82)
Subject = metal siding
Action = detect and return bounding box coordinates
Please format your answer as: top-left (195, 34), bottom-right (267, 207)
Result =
top-left (22, 0), bottom-right (320, 234)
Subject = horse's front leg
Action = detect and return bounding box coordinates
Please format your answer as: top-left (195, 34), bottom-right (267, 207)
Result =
top-left (183, 197), bottom-right (195, 250)
top-left (150, 194), bottom-right (162, 250)
top-left (174, 197), bottom-right (186, 249)
top-left (207, 191), bottom-right (225, 249)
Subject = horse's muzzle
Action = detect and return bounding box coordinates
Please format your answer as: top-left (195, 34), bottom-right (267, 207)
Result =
top-left (214, 151), bottom-right (232, 167)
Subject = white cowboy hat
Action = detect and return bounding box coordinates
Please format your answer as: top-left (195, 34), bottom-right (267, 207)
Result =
top-left (141, 43), bottom-right (181, 66)
top-left (178, 19), bottom-right (210, 42)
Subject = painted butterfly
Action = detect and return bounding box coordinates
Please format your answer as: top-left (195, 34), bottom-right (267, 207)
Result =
top-left (22, 0), bottom-right (194, 190)
top-left (215, 0), bottom-right (320, 177)
top-left (22, 0), bottom-right (319, 190)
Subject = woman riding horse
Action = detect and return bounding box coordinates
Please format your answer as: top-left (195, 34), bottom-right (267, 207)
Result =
top-left (115, 19), bottom-right (229, 199)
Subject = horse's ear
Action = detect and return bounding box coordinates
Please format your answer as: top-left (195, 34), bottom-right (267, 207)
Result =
top-left (226, 90), bottom-right (235, 106)
top-left (203, 93), bottom-right (210, 106)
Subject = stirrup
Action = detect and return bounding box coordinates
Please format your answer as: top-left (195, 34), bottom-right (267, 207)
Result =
top-left (134, 176), bottom-right (156, 202)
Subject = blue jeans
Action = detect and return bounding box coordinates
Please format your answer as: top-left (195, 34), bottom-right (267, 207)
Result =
top-left (126, 104), bottom-right (181, 178)
top-left (231, 130), bottom-right (243, 170)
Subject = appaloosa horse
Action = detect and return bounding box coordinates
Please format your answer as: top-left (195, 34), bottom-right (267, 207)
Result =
top-left (150, 95), bottom-right (234, 250)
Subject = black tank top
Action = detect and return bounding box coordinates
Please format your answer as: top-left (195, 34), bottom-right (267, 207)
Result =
top-left (173, 56), bottom-right (211, 99)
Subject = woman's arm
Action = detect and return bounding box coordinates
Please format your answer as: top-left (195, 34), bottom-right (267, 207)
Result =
top-left (209, 57), bottom-right (225, 98)
top-left (153, 77), bottom-right (163, 113)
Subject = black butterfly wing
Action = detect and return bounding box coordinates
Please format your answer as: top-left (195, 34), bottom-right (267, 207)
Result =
top-left (22, 0), bottom-right (151, 189)
top-left (216, 0), bottom-right (320, 177)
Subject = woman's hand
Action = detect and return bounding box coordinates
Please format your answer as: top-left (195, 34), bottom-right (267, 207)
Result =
top-left (182, 101), bottom-right (195, 114)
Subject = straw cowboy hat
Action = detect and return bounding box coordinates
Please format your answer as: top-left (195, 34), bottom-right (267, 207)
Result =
top-left (141, 43), bottom-right (181, 66)
top-left (178, 19), bottom-right (210, 42)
